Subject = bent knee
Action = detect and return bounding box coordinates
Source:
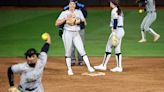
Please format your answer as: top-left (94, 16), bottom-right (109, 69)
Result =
top-left (143, 26), bottom-right (150, 31)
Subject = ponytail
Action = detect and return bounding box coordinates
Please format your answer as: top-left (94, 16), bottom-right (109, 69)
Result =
top-left (117, 6), bottom-right (122, 15)
top-left (109, 0), bottom-right (122, 15)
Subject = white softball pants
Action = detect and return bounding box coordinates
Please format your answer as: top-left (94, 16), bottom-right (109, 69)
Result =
top-left (62, 30), bottom-right (86, 57)
top-left (141, 12), bottom-right (156, 31)
top-left (105, 28), bottom-right (125, 54)
top-left (71, 29), bottom-right (85, 61)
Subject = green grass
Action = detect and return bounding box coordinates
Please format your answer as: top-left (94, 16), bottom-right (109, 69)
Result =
top-left (0, 9), bottom-right (164, 57)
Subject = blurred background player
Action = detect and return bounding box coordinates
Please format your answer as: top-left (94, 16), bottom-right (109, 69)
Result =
top-left (7, 33), bottom-right (51, 92)
top-left (58, 0), bottom-right (87, 66)
top-left (137, 0), bottom-right (160, 43)
top-left (94, 0), bottom-right (125, 72)
top-left (55, 1), bottom-right (94, 75)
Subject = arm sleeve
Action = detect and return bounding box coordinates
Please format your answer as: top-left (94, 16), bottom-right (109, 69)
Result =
top-left (7, 67), bottom-right (14, 86)
top-left (41, 43), bottom-right (50, 53)
top-left (113, 19), bottom-right (118, 29)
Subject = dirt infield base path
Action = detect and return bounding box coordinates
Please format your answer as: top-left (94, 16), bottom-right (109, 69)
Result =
top-left (0, 57), bottom-right (164, 92)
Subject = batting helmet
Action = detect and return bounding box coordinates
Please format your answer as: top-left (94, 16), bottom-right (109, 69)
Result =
top-left (24, 48), bottom-right (39, 58)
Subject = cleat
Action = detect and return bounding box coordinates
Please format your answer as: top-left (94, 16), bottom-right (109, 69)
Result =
top-left (110, 67), bottom-right (123, 72)
top-left (94, 64), bottom-right (107, 71)
top-left (88, 67), bottom-right (95, 73)
top-left (78, 61), bottom-right (83, 66)
top-left (138, 39), bottom-right (146, 43)
top-left (154, 34), bottom-right (160, 42)
top-left (68, 70), bottom-right (74, 75)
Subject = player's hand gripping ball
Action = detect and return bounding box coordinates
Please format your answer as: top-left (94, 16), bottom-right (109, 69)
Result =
top-left (41, 33), bottom-right (48, 41)
top-left (139, 9), bottom-right (144, 13)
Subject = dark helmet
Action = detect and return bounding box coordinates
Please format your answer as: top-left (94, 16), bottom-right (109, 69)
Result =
top-left (24, 48), bottom-right (39, 58)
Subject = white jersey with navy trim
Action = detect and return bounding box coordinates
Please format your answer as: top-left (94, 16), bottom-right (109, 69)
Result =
top-left (110, 7), bottom-right (123, 28)
top-left (57, 9), bottom-right (85, 32)
top-left (106, 7), bottom-right (124, 53)
top-left (11, 52), bottom-right (47, 92)
top-left (57, 9), bottom-right (86, 57)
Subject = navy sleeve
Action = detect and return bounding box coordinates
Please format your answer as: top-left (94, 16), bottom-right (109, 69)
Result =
top-left (8, 67), bottom-right (14, 86)
top-left (113, 19), bottom-right (118, 29)
top-left (41, 43), bottom-right (50, 53)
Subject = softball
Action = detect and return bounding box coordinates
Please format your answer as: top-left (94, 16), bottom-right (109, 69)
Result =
top-left (41, 33), bottom-right (48, 41)
top-left (139, 9), bottom-right (144, 13)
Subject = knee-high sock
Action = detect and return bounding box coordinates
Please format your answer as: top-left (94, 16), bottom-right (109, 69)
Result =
top-left (102, 52), bottom-right (111, 67)
top-left (149, 28), bottom-right (158, 36)
top-left (83, 55), bottom-right (91, 68)
top-left (115, 53), bottom-right (122, 68)
top-left (141, 30), bottom-right (146, 40)
top-left (66, 57), bottom-right (72, 71)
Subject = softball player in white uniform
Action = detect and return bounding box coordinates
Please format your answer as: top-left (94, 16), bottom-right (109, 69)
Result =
top-left (7, 33), bottom-right (51, 92)
top-left (63, 0), bottom-right (87, 66)
top-left (138, 0), bottom-right (160, 42)
top-left (94, 0), bottom-right (124, 72)
top-left (56, 1), bottom-right (94, 75)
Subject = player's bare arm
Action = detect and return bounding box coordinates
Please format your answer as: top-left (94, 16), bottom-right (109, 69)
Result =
top-left (55, 18), bottom-right (66, 26)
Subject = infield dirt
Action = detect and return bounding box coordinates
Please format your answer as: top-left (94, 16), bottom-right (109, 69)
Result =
top-left (0, 57), bottom-right (164, 92)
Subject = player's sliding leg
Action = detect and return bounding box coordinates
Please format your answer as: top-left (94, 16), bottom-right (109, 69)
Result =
top-left (94, 52), bottom-right (111, 71)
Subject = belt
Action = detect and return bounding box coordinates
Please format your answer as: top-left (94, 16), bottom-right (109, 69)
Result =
top-left (19, 85), bottom-right (37, 91)
top-left (117, 26), bottom-right (123, 28)
top-left (148, 11), bottom-right (156, 13)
